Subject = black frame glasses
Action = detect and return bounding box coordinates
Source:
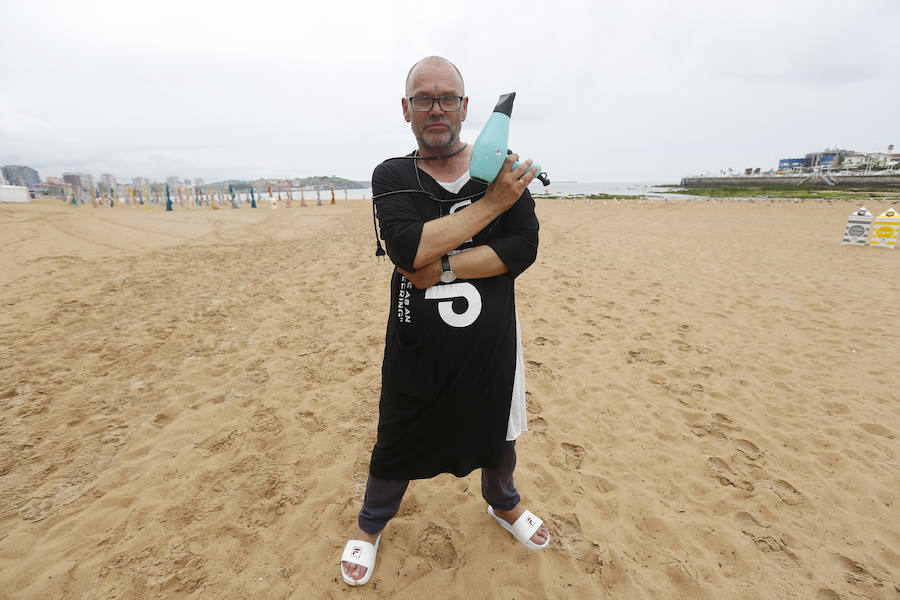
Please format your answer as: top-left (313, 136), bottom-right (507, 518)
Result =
top-left (407, 95), bottom-right (464, 112)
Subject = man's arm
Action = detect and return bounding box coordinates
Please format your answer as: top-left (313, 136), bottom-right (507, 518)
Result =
top-left (401, 179), bottom-right (539, 290)
top-left (399, 245), bottom-right (506, 289)
top-left (411, 155), bottom-right (537, 269)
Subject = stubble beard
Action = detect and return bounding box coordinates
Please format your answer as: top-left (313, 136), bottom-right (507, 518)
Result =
top-left (414, 120), bottom-right (461, 156)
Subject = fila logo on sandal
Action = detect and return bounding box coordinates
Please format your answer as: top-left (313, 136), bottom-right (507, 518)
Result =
top-left (526, 516), bottom-right (535, 527)
top-left (351, 546), bottom-right (362, 558)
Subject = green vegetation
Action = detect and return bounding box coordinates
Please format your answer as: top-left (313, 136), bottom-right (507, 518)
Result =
top-left (675, 187), bottom-right (900, 200)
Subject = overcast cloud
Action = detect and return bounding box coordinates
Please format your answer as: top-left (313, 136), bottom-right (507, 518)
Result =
top-left (1, 0), bottom-right (898, 183)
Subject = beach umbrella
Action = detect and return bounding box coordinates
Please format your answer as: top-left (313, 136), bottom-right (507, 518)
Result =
top-left (230, 184), bottom-right (238, 208)
top-left (250, 186), bottom-right (256, 208)
top-left (165, 184), bottom-right (173, 211)
top-left (330, 183), bottom-right (335, 205)
top-left (285, 180), bottom-right (292, 208)
top-left (300, 185), bottom-right (306, 207)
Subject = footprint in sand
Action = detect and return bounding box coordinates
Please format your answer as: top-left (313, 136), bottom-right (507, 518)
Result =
top-left (530, 416), bottom-right (548, 435)
top-left (152, 411), bottom-right (175, 428)
top-left (706, 457), bottom-right (754, 492)
top-left (545, 512), bottom-right (602, 572)
top-left (815, 589), bottom-right (840, 600)
top-left (707, 457), bottom-right (734, 485)
top-left (833, 554), bottom-right (873, 584)
top-left (594, 477), bottom-right (617, 494)
top-left (857, 423), bottom-right (895, 439)
top-left (734, 511), bottom-right (766, 530)
top-left (734, 511), bottom-right (800, 564)
top-left (525, 392), bottom-right (542, 414)
top-left (733, 439), bottom-right (763, 460)
top-left (690, 413), bottom-right (739, 439)
top-left (771, 479), bottom-right (803, 505)
top-left (417, 522), bottom-right (460, 569)
top-left (562, 443), bottom-right (586, 469)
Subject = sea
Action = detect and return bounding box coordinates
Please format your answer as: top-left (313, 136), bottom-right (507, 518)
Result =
top-left (335, 180), bottom-right (684, 201)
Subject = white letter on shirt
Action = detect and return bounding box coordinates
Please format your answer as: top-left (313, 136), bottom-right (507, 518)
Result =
top-left (425, 282), bottom-right (482, 328)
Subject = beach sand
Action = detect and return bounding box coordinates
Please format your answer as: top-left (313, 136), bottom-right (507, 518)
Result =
top-left (1, 196), bottom-right (897, 599)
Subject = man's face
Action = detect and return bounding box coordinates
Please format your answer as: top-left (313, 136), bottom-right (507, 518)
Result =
top-left (402, 61), bottom-right (468, 154)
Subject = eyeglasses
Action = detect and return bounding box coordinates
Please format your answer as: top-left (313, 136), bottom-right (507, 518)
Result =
top-left (407, 95), bottom-right (464, 112)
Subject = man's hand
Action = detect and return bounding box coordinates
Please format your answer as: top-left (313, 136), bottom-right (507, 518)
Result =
top-left (482, 154), bottom-right (539, 213)
top-left (398, 259), bottom-right (441, 290)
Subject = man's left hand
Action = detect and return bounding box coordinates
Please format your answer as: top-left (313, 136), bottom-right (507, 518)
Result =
top-left (398, 260), bottom-right (441, 290)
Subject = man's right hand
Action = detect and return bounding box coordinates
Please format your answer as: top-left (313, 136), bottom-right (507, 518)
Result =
top-left (482, 153), bottom-right (538, 213)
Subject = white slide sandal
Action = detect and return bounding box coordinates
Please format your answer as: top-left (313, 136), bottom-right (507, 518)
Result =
top-left (488, 506), bottom-right (550, 550)
top-left (340, 534), bottom-right (381, 586)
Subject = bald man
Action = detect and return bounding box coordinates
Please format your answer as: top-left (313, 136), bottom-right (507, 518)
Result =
top-left (341, 56), bottom-right (550, 586)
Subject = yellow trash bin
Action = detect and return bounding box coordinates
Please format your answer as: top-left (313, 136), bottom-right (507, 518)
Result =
top-left (870, 208), bottom-right (899, 249)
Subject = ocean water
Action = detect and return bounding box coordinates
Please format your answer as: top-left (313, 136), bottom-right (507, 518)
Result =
top-left (343, 181), bottom-right (681, 200)
top-left (528, 181), bottom-right (678, 197)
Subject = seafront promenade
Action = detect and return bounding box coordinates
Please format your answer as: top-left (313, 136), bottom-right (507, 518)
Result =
top-left (681, 174), bottom-right (900, 189)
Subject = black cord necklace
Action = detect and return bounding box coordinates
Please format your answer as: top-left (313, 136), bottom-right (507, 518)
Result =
top-left (414, 142), bottom-right (467, 161)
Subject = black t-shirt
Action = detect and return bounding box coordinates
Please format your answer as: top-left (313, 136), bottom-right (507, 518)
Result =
top-left (368, 154), bottom-right (539, 480)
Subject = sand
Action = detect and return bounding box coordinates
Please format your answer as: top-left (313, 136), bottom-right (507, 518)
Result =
top-left (0, 196), bottom-right (897, 599)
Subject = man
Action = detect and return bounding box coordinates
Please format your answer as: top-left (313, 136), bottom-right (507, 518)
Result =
top-left (340, 56), bottom-right (550, 586)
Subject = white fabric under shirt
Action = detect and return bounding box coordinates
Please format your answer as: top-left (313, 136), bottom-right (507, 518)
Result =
top-left (435, 171), bottom-right (470, 195)
top-left (436, 175), bottom-right (527, 441)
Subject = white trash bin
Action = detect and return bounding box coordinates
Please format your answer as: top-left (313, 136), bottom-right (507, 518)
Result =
top-left (842, 207), bottom-right (873, 246)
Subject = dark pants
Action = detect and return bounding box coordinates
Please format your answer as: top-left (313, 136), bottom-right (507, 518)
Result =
top-left (358, 440), bottom-right (521, 535)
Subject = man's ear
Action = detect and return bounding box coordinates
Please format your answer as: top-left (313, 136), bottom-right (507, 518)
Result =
top-left (401, 97), bottom-right (411, 123)
top-left (460, 96), bottom-right (468, 122)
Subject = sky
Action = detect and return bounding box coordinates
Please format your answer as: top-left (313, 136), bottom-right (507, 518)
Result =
top-left (1, 0), bottom-right (898, 184)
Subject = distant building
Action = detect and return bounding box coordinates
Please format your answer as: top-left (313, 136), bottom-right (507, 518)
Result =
top-left (100, 173), bottom-right (117, 192)
top-left (778, 158), bottom-right (805, 172)
top-left (804, 149), bottom-right (855, 171)
top-left (842, 153), bottom-right (893, 171)
top-left (842, 154), bottom-right (865, 170)
top-left (63, 172), bottom-right (94, 191)
top-left (2, 165), bottom-right (40, 188)
top-left (193, 178), bottom-right (204, 187)
top-left (166, 176), bottom-right (180, 190)
top-left (44, 178), bottom-right (68, 198)
top-left (0, 170), bottom-right (6, 184)
top-left (867, 153), bottom-right (893, 169)
top-left (132, 176), bottom-right (150, 189)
